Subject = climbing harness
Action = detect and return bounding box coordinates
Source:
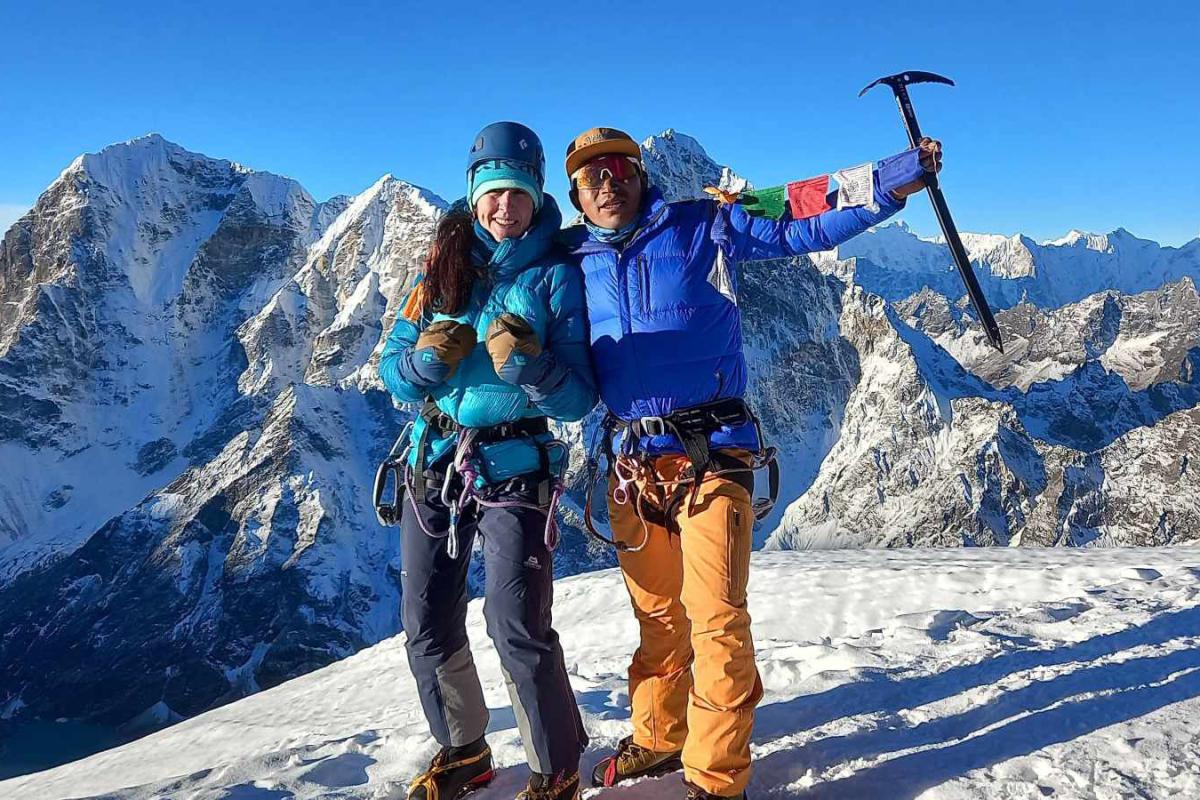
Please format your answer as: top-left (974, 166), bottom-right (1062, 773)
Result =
top-left (374, 401), bottom-right (568, 561)
top-left (582, 398), bottom-right (781, 552)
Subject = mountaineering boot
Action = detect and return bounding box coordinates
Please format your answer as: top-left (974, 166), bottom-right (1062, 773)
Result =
top-left (407, 736), bottom-right (494, 800)
top-left (516, 769), bottom-right (581, 800)
top-left (683, 779), bottom-right (747, 800)
top-left (591, 735), bottom-right (684, 788)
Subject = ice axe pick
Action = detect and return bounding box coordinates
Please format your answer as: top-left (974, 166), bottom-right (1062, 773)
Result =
top-left (860, 71), bottom-right (1004, 352)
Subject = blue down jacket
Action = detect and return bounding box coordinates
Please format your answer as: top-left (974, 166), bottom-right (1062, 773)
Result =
top-left (566, 178), bottom-right (904, 454)
top-left (379, 195), bottom-right (596, 482)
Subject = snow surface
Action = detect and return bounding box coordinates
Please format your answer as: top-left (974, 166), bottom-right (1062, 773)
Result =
top-left (5, 548), bottom-right (1199, 799)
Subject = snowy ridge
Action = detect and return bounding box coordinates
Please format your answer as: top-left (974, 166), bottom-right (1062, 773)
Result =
top-left (840, 221), bottom-right (1200, 312)
top-left (3, 549), bottom-right (1198, 799)
top-left (641, 129), bottom-right (748, 200)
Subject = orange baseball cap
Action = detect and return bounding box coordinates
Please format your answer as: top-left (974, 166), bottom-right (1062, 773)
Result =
top-left (564, 127), bottom-right (642, 179)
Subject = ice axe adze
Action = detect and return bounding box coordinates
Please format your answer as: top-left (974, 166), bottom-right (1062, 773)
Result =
top-left (860, 71), bottom-right (1004, 352)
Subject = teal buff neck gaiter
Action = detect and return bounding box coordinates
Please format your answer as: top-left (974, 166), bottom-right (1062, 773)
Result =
top-left (586, 218), bottom-right (639, 245)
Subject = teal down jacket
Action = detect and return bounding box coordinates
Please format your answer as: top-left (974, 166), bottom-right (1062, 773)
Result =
top-left (379, 195), bottom-right (597, 483)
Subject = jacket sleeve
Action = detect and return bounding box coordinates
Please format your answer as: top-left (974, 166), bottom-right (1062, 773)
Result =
top-left (525, 263), bottom-right (597, 422)
top-left (725, 167), bottom-right (906, 263)
top-left (378, 288), bottom-right (433, 405)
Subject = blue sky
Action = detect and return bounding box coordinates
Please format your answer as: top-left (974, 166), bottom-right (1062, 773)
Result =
top-left (2, 1), bottom-right (1198, 244)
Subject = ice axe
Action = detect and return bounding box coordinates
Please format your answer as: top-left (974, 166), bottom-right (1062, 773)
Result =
top-left (860, 71), bottom-right (1004, 352)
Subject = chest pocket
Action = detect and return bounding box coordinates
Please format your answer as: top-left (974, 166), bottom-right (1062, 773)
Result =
top-left (639, 242), bottom-right (734, 316)
top-left (638, 205), bottom-right (737, 316)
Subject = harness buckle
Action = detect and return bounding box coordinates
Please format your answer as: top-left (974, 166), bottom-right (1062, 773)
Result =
top-left (639, 415), bottom-right (668, 437)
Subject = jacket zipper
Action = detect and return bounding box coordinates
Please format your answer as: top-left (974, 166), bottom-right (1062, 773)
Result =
top-left (604, 202), bottom-right (670, 335)
top-left (638, 254), bottom-right (650, 315)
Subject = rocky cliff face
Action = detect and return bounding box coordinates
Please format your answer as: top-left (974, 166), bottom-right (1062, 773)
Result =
top-left (0, 136), bottom-right (440, 732)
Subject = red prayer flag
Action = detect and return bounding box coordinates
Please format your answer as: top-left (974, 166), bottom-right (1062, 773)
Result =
top-left (786, 175), bottom-right (831, 219)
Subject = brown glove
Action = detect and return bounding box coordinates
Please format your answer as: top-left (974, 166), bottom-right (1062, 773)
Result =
top-left (413, 320), bottom-right (476, 379)
top-left (486, 313), bottom-right (544, 381)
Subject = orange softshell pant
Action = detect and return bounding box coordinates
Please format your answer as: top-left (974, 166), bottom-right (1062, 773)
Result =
top-left (608, 452), bottom-right (764, 797)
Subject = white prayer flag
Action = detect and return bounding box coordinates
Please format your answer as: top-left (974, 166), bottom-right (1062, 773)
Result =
top-left (834, 162), bottom-right (878, 213)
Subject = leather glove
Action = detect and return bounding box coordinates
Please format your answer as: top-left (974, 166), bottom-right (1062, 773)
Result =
top-left (486, 313), bottom-right (558, 387)
top-left (407, 320), bottom-right (476, 384)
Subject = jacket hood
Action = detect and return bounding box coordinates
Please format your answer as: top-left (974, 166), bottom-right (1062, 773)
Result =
top-left (458, 193), bottom-right (565, 278)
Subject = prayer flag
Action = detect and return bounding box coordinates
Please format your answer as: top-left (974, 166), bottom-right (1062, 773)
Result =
top-left (787, 175), bottom-right (832, 219)
top-left (737, 186), bottom-right (788, 219)
top-left (833, 162), bottom-right (877, 213)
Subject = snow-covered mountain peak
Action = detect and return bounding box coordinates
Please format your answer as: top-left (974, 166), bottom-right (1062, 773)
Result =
top-left (643, 128), bottom-right (706, 158)
top-left (235, 172), bottom-right (445, 397)
top-left (66, 133), bottom-right (235, 194)
top-left (238, 172), bottom-right (317, 226)
top-left (313, 175), bottom-right (446, 252)
top-left (830, 221), bottom-right (951, 275)
top-left (960, 232), bottom-right (1038, 278)
top-left (1043, 228), bottom-right (1147, 253)
top-left (29, 133), bottom-right (335, 311)
top-left (1043, 229), bottom-right (1093, 248)
top-left (640, 129), bottom-right (748, 201)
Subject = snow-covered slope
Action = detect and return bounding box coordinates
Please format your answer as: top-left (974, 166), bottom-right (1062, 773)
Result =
top-left (4, 549), bottom-right (1198, 799)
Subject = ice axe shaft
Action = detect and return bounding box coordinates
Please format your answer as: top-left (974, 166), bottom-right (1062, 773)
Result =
top-left (861, 72), bottom-right (1004, 352)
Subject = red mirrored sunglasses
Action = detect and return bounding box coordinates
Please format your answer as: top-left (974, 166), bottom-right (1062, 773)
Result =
top-left (572, 155), bottom-right (642, 190)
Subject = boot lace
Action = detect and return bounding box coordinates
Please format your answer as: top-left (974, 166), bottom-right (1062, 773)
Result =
top-left (516, 769), bottom-right (579, 800)
top-left (408, 745), bottom-right (490, 800)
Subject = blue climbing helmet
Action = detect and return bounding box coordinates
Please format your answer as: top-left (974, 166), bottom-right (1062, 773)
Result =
top-left (466, 122), bottom-right (546, 210)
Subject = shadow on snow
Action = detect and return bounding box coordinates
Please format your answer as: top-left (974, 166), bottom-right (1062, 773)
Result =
top-left (752, 604), bottom-right (1200, 797)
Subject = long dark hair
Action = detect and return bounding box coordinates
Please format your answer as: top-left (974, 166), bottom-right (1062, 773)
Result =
top-left (419, 209), bottom-right (481, 317)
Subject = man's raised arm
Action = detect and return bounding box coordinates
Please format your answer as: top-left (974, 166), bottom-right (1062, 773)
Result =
top-left (724, 138), bottom-right (942, 262)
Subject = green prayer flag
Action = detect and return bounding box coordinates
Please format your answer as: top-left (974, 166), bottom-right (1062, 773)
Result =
top-left (737, 185), bottom-right (787, 219)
